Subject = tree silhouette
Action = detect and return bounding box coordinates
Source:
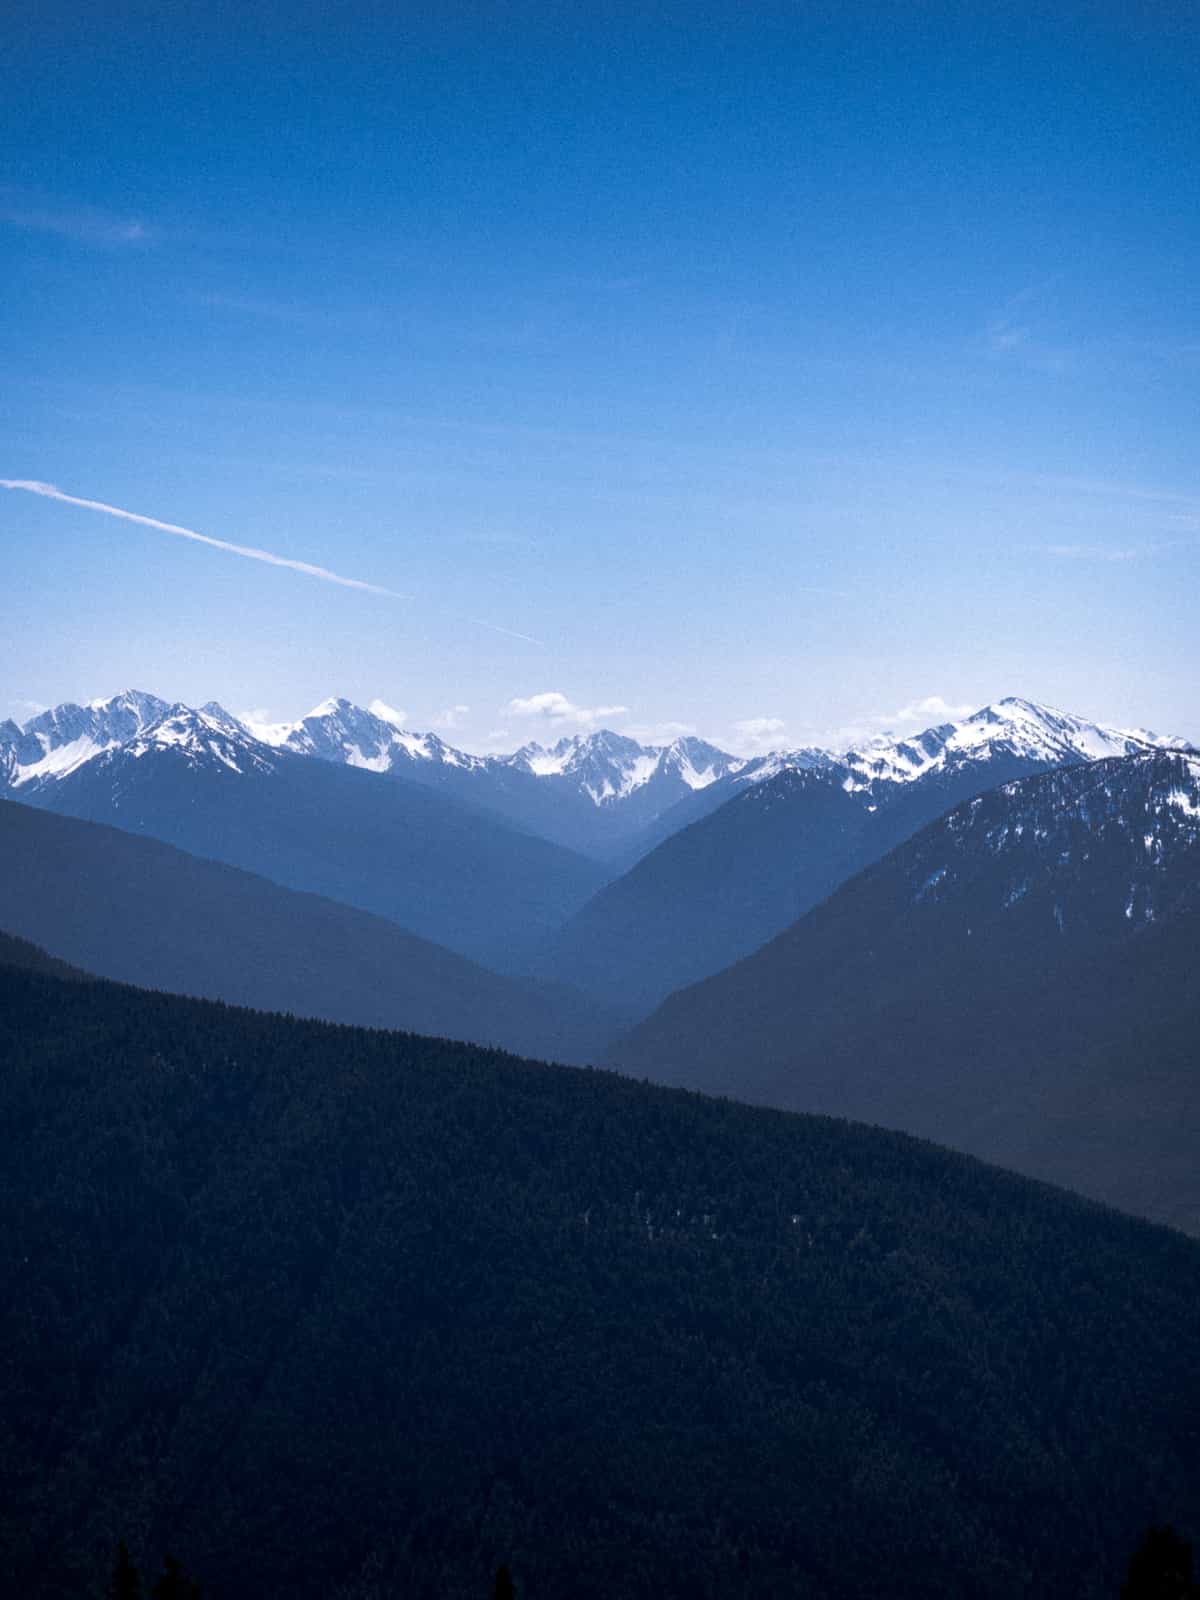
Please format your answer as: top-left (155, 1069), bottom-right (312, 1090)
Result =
top-left (152, 1553), bottom-right (202, 1600)
top-left (108, 1541), bottom-right (142, 1600)
top-left (493, 1564), bottom-right (516, 1600)
top-left (1121, 1525), bottom-right (1195, 1599)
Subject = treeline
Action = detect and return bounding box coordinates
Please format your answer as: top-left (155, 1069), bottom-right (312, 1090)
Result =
top-left (96, 1524), bottom-right (1200, 1598)
top-left (2, 956), bottom-right (1199, 1598)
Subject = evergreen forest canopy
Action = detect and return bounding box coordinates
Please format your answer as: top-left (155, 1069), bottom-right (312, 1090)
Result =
top-left (1, 947), bottom-right (1198, 1599)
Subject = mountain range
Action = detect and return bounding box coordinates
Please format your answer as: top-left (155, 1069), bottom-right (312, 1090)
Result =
top-left (3, 697), bottom-right (607, 973)
top-left (3, 685), bottom-right (1196, 1230)
top-left (538, 696), bottom-right (1190, 1010)
top-left (611, 749), bottom-right (1200, 1231)
top-left (3, 677), bottom-right (1200, 1590)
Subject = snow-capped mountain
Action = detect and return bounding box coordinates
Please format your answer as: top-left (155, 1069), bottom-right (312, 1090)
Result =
top-left (903, 747), bottom-right (1200, 929)
top-left (11, 696), bottom-right (607, 973)
top-left (251, 699), bottom-right (749, 817)
top-left (610, 748), bottom-right (1200, 1231)
top-left (6, 697), bottom-right (280, 799)
top-left (836, 696), bottom-right (1183, 790)
top-left (4, 689), bottom-right (1191, 865)
top-left (244, 697), bottom-right (488, 775)
top-left (1, 690), bottom-right (172, 788)
top-left (501, 729), bottom-right (745, 804)
top-left (539, 699), bottom-right (1195, 1009)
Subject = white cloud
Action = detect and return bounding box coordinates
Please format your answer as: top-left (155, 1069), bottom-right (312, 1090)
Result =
top-left (822, 695), bottom-right (977, 752)
top-left (891, 695), bottom-right (975, 724)
top-left (624, 719), bottom-right (698, 744)
top-left (731, 716), bottom-right (787, 753)
top-left (432, 703), bottom-right (470, 730)
top-left (369, 699), bottom-right (408, 727)
top-left (504, 691), bottom-right (628, 729)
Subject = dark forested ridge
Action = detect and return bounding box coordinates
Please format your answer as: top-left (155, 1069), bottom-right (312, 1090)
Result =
top-left (0, 799), bottom-right (622, 1064)
top-left (2, 954), bottom-right (1199, 1599)
top-left (612, 753), bottom-right (1200, 1233)
top-left (0, 928), bottom-right (89, 982)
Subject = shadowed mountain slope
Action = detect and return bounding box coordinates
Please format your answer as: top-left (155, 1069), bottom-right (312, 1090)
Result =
top-left (19, 706), bottom-right (608, 973)
top-left (0, 799), bottom-right (620, 1063)
top-left (611, 752), bottom-right (1200, 1231)
top-left (544, 698), bottom-right (1190, 1012)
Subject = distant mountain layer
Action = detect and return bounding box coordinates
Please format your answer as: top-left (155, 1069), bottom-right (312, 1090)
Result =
top-left (544, 697), bottom-right (1191, 1011)
top-left (611, 751), bottom-right (1200, 1232)
top-left (0, 691), bottom-right (755, 858)
top-left (2, 955), bottom-right (1198, 1598)
top-left (8, 703), bottom-right (607, 973)
top-left (0, 799), bottom-right (618, 1063)
top-left (11, 689), bottom-right (1183, 864)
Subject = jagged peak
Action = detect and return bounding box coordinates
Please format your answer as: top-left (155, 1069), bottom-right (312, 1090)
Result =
top-left (303, 695), bottom-right (354, 720)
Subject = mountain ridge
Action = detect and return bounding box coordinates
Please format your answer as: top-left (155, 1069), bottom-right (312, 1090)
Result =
top-left (5, 689), bottom-right (1188, 864)
top-left (539, 699), bottom-right (1195, 1010)
top-left (609, 750), bottom-right (1200, 1230)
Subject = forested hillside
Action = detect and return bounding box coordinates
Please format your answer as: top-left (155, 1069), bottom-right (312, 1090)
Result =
top-left (2, 954), bottom-right (1198, 1599)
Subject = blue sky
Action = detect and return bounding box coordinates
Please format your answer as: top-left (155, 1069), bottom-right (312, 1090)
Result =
top-left (3, 1), bottom-right (1197, 751)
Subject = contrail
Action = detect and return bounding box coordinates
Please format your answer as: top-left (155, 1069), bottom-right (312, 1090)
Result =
top-left (465, 616), bottom-right (544, 646)
top-left (2, 476), bottom-right (546, 645)
top-left (1, 478), bottom-right (408, 598)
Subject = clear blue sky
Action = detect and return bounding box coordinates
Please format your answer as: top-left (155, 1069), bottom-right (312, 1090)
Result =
top-left (3, 1), bottom-right (1197, 751)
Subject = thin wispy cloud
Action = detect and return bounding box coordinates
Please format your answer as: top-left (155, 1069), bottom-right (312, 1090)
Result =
top-left (1036, 532), bottom-right (1198, 563)
top-left (1042, 543), bottom-right (1140, 563)
top-left (433, 704), bottom-right (471, 730)
top-left (979, 278), bottom-right (1084, 375)
top-left (1, 479), bottom-right (407, 598)
top-left (193, 291), bottom-right (316, 326)
top-left (466, 618), bottom-right (544, 646)
top-left (0, 197), bottom-right (154, 247)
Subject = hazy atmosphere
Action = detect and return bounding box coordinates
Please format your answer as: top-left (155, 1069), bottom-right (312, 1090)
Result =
top-left (4, 3), bottom-right (1198, 749)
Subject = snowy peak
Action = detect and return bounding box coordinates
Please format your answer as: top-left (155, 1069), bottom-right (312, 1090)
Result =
top-left (656, 736), bottom-right (747, 792)
top-left (198, 701), bottom-right (252, 737)
top-left (727, 746), bottom-right (837, 789)
top-left (104, 704), bottom-right (279, 778)
top-left (242, 698), bottom-right (487, 776)
top-left (6, 690), bottom-right (172, 787)
top-left (503, 730), bottom-right (747, 806)
top-left (840, 697), bottom-right (1188, 790)
top-left (907, 749), bottom-right (1200, 931)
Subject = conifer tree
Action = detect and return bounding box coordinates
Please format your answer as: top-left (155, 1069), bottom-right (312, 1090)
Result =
top-left (493, 1563), bottom-right (516, 1600)
top-left (109, 1541), bottom-right (142, 1600)
top-left (152, 1553), bottom-right (202, 1600)
top-left (1121, 1525), bottom-right (1196, 1599)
